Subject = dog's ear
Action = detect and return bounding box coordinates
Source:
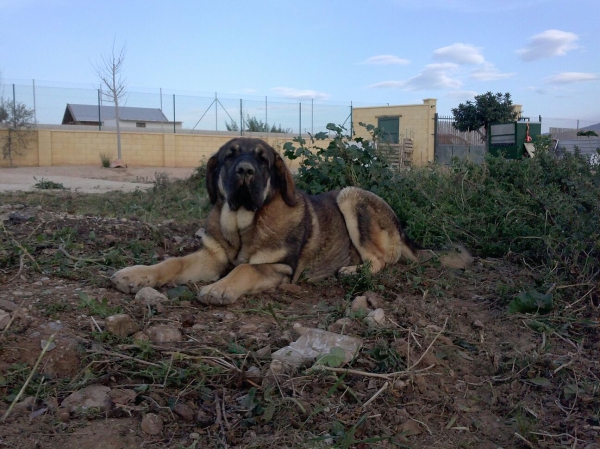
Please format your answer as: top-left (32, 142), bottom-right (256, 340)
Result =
top-left (274, 152), bottom-right (296, 206)
top-left (205, 154), bottom-right (219, 204)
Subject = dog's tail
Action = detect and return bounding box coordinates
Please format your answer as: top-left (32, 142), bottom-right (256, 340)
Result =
top-left (398, 225), bottom-right (473, 269)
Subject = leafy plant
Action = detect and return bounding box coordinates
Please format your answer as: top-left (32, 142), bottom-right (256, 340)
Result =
top-left (509, 290), bottom-right (554, 314)
top-left (0, 97), bottom-right (36, 167)
top-left (100, 152), bottom-right (111, 167)
top-left (283, 122), bottom-right (396, 195)
top-left (33, 177), bottom-right (66, 190)
top-left (77, 292), bottom-right (123, 318)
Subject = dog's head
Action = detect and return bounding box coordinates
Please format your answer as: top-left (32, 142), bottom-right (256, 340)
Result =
top-left (206, 138), bottom-right (296, 212)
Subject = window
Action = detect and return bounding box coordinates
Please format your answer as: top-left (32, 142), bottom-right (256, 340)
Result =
top-left (377, 117), bottom-right (400, 144)
top-left (136, 122), bottom-right (146, 128)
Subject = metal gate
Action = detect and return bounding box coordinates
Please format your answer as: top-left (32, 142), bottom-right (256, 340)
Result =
top-left (434, 114), bottom-right (486, 164)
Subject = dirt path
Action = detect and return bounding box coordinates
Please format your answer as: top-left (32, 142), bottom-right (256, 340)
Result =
top-left (0, 166), bottom-right (195, 193)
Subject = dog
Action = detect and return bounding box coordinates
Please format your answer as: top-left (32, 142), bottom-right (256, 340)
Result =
top-left (111, 138), bottom-right (472, 304)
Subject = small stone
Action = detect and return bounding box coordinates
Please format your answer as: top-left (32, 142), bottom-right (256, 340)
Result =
top-left (255, 345), bottom-right (271, 358)
top-left (105, 314), bottom-right (140, 337)
top-left (0, 300), bottom-right (18, 312)
top-left (173, 402), bottom-right (195, 422)
top-left (181, 314), bottom-right (195, 328)
top-left (135, 287), bottom-right (168, 305)
top-left (0, 310), bottom-right (10, 330)
top-left (57, 408), bottom-right (70, 422)
top-left (363, 291), bottom-right (383, 309)
top-left (146, 324), bottom-right (182, 343)
top-left (351, 296), bottom-right (370, 313)
top-left (132, 331), bottom-right (150, 341)
top-left (189, 432), bottom-right (200, 440)
top-left (364, 308), bottom-right (386, 326)
top-left (278, 283), bottom-right (302, 293)
top-left (11, 396), bottom-right (35, 416)
top-left (196, 409), bottom-right (214, 428)
top-left (472, 320), bottom-right (485, 329)
top-left (104, 235), bottom-right (118, 245)
top-left (328, 318), bottom-right (352, 334)
top-left (192, 323), bottom-right (209, 331)
top-left (61, 385), bottom-right (111, 413)
top-left (141, 413), bottom-right (163, 435)
top-left (245, 366), bottom-right (262, 383)
top-left (41, 339), bottom-right (56, 351)
top-left (238, 323), bottom-right (258, 334)
top-left (173, 236), bottom-right (184, 244)
top-left (399, 419), bottom-right (422, 436)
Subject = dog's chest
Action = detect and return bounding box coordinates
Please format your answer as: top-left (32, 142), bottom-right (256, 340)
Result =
top-left (220, 204), bottom-right (255, 249)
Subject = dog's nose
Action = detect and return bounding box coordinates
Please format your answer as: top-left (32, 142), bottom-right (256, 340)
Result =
top-left (235, 162), bottom-right (255, 177)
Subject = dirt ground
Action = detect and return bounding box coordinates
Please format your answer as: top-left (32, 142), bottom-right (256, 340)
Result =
top-left (0, 173), bottom-right (598, 448)
top-left (0, 166), bottom-right (195, 193)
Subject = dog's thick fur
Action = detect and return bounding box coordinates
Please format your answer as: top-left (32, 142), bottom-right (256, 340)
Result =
top-left (111, 138), bottom-right (472, 304)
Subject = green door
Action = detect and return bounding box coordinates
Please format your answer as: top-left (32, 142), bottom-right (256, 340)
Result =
top-left (378, 117), bottom-right (400, 144)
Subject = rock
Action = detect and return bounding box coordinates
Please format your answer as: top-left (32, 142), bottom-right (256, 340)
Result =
top-left (61, 385), bottom-right (111, 413)
top-left (132, 331), bottom-right (150, 341)
top-left (245, 366), bottom-right (262, 383)
top-left (364, 308), bottom-right (386, 327)
top-left (238, 323), bottom-right (258, 334)
top-left (109, 158), bottom-right (127, 168)
top-left (181, 314), bottom-right (195, 328)
top-left (0, 299), bottom-right (18, 312)
top-left (0, 310), bottom-right (10, 330)
top-left (328, 318), bottom-right (352, 334)
top-left (173, 402), bottom-right (195, 422)
top-left (11, 396), bottom-right (35, 417)
top-left (57, 408), bottom-right (70, 422)
top-left (109, 389), bottom-right (137, 406)
top-left (472, 320), bottom-right (485, 329)
top-left (189, 432), bottom-right (200, 440)
top-left (103, 234), bottom-right (118, 245)
top-left (135, 287), bottom-right (168, 305)
top-left (351, 296), bottom-right (369, 313)
top-left (41, 339), bottom-right (56, 351)
top-left (363, 291), bottom-right (383, 309)
top-left (141, 413), bottom-right (163, 435)
top-left (278, 283), bottom-right (302, 293)
top-left (146, 324), bottom-right (182, 343)
top-left (255, 345), bottom-right (271, 358)
top-left (196, 409), bottom-right (214, 427)
top-left (105, 314), bottom-right (140, 337)
top-left (271, 323), bottom-right (362, 369)
top-left (399, 419), bottom-right (422, 436)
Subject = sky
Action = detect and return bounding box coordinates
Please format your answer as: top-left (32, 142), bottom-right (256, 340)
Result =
top-left (1, 0), bottom-right (599, 129)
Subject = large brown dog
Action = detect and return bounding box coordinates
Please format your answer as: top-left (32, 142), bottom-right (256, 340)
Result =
top-left (111, 138), bottom-right (471, 304)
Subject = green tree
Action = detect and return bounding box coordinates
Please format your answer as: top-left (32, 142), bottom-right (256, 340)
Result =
top-left (0, 97), bottom-right (36, 167)
top-left (225, 115), bottom-right (291, 133)
top-left (577, 130), bottom-right (598, 137)
top-left (451, 92), bottom-right (519, 143)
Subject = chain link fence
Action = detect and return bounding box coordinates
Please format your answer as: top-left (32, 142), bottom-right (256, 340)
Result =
top-left (1, 79), bottom-right (354, 135)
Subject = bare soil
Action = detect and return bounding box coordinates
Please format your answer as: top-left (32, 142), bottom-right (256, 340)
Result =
top-left (0, 189), bottom-right (598, 448)
top-left (0, 166), bottom-right (194, 193)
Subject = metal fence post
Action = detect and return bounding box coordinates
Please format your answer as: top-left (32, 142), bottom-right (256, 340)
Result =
top-left (433, 112), bottom-right (438, 161)
top-left (265, 96), bottom-right (267, 127)
top-left (299, 103), bottom-right (301, 137)
top-left (311, 99), bottom-right (313, 135)
top-left (97, 89), bottom-right (102, 130)
top-left (240, 99), bottom-right (243, 136)
top-left (12, 84), bottom-right (16, 126)
top-left (350, 102), bottom-right (353, 136)
top-left (173, 94), bottom-right (176, 133)
top-left (32, 79), bottom-right (37, 124)
top-left (215, 92), bottom-right (218, 131)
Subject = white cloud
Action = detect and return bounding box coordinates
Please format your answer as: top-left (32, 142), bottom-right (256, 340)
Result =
top-left (526, 86), bottom-right (549, 95)
top-left (446, 90), bottom-right (478, 102)
top-left (517, 30), bottom-right (579, 61)
top-left (367, 63), bottom-right (461, 91)
top-left (433, 43), bottom-right (485, 65)
top-left (470, 63), bottom-right (515, 81)
top-left (271, 87), bottom-right (330, 100)
top-left (358, 55), bottom-right (411, 65)
top-left (545, 72), bottom-right (600, 84)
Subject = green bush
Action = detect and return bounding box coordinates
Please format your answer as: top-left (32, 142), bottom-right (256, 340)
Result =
top-left (286, 125), bottom-right (600, 297)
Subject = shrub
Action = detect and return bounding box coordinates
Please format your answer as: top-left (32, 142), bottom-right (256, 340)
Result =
top-left (100, 153), bottom-right (111, 167)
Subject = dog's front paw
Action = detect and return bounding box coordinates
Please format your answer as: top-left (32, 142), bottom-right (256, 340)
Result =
top-left (198, 281), bottom-right (240, 306)
top-left (111, 265), bottom-right (158, 294)
top-left (338, 265), bottom-right (358, 276)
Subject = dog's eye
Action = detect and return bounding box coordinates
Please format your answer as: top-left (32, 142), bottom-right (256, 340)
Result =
top-left (224, 152), bottom-right (235, 160)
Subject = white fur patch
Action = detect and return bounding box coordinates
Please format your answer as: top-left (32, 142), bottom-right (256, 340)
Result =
top-left (220, 203), bottom-right (255, 246)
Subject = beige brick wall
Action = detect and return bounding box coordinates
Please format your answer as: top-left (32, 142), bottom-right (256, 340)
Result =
top-left (352, 99), bottom-right (436, 166)
top-left (0, 128), bottom-right (303, 169)
top-left (0, 128), bottom-right (40, 167)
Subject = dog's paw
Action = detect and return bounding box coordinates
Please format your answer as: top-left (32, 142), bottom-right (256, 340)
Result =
top-left (111, 266), bottom-right (157, 294)
top-left (198, 281), bottom-right (240, 306)
top-left (338, 265), bottom-right (358, 276)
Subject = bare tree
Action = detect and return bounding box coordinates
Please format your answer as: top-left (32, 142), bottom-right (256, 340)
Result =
top-left (94, 42), bottom-right (127, 160)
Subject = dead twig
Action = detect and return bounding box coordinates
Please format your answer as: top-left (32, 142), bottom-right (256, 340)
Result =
top-left (1, 335), bottom-right (55, 422)
top-left (0, 299), bottom-right (26, 341)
